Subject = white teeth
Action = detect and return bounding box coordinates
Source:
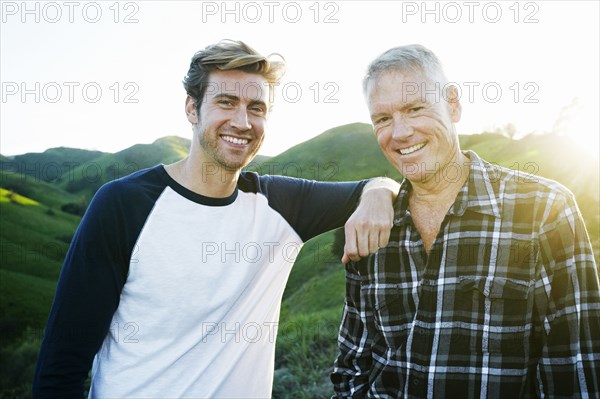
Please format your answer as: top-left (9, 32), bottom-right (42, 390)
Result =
top-left (222, 136), bottom-right (249, 145)
top-left (399, 143), bottom-right (425, 155)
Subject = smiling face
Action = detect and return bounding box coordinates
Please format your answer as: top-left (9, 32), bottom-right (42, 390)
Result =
top-left (366, 70), bottom-right (463, 183)
top-left (186, 69), bottom-right (270, 172)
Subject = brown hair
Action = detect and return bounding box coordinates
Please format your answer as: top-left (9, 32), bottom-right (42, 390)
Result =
top-left (183, 39), bottom-right (285, 112)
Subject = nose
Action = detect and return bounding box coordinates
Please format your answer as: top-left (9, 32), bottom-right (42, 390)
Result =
top-left (392, 114), bottom-right (413, 140)
top-left (229, 107), bottom-right (251, 131)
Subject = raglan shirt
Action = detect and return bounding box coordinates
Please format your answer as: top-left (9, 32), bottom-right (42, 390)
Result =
top-left (33, 165), bottom-right (367, 398)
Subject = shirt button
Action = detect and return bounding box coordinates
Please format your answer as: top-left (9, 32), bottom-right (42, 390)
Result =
top-left (413, 377), bottom-right (420, 386)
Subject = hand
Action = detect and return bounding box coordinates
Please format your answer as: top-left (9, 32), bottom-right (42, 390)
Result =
top-left (342, 179), bottom-right (398, 264)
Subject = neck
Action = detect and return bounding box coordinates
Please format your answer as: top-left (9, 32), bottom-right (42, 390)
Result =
top-left (165, 150), bottom-right (240, 199)
top-left (410, 151), bottom-right (470, 206)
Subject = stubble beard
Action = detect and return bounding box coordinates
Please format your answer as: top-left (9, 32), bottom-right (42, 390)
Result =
top-left (198, 126), bottom-right (259, 172)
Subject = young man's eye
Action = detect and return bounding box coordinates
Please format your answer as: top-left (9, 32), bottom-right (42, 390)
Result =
top-left (250, 106), bottom-right (266, 115)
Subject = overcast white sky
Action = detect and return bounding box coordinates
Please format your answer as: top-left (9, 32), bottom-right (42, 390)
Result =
top-left (1, 0), bottom-right (599, 157)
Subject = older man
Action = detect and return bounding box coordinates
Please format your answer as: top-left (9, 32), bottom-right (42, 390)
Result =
top-left (331, 44), bottom-right (600, 398)
top-left (32, 40), bottom-right (400, 398)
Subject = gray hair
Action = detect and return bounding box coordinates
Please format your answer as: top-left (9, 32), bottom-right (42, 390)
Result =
top-left (363, 44), bottom-right (448, 95)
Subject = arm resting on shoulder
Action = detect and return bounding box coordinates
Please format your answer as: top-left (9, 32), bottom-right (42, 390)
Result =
top-left (342, 177), bottom-right (400, 264)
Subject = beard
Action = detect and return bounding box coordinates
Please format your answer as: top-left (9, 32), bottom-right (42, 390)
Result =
top-left (198, 126), bottom-right (262, 172)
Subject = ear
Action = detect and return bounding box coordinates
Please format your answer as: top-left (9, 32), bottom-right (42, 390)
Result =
top-left (445, 85), bottom-right (462, 123)
top-left (185, 95), bottom-right (198, 124)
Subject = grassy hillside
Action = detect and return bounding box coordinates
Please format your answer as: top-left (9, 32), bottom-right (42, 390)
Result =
top-left (0, 199), bottom-right (80, 349)
top-left (1, 147), bottom-right (106, 183)
top-left (0, 171), bottom-right (81, 209)
top-left (253, 123), bottom-right (403, 182)
top-left (59, 136), bottom-right (190, 200)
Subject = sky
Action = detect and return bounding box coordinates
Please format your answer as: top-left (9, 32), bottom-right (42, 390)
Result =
top-left (1, 0), bottom-right (599, 158)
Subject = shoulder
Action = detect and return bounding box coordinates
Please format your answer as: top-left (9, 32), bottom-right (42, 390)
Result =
top-left (473, 153), bottom-right (577, 226)
top-left (87, 165), bottom-right (168, 212)
top-left (471, 152), bottom-right (573, 200)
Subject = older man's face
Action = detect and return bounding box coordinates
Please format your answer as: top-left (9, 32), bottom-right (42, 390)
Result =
top-left (366, 70), bottom-right (462, 183)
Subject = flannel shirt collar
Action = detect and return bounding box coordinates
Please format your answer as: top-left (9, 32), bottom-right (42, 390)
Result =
top-left (393, 150), bottom-right (502, 226)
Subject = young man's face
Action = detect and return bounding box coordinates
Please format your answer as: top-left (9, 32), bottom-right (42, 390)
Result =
top-left (366, 70), bottom-right (462, 183)
top-left (187, 69), bottom-right (270, 172)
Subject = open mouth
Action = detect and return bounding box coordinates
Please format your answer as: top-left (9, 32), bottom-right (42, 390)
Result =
top-left (221, 135), bottom-right (249, 145)
top-left (399, 142), bottom-right (425, 155)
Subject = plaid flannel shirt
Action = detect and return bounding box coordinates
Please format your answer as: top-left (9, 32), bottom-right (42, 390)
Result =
top-left (331, 151), bottom-right (600, 398)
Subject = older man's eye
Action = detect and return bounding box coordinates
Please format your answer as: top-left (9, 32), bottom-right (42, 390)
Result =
top-left (374, 116), bottom-right (390, 125)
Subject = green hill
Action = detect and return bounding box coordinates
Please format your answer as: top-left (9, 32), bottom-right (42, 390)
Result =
top-left (0, 171), bottom-right (81, 209)
top-left (0, 192), bottom-right (81, 339)
top-left (59, 136), bottom-right (190, 200)
top-left (1, 147), bottom-right (106, 183)
top-left (254, 122), bottom-right (403, 182)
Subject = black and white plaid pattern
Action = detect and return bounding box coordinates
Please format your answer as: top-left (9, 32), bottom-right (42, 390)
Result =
top-left (332, 151), bottom-right (600, 398)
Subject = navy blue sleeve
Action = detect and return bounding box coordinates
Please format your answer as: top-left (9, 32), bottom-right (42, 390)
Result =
top-left (32, 168), bottom-right (164, 398)
top-left (239, 173), bottom-right (368, 242)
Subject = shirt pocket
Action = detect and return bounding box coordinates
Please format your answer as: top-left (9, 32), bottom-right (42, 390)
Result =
top-left (363, 283), bottom-right (414, 349)
top-left (458, 276), bottom-right (534, 356)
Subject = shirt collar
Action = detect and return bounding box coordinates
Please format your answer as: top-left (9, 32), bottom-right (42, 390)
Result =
top-left (393, 150), bottom-right (501, 226)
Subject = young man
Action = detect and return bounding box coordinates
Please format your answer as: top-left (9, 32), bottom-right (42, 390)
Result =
top-left (332, 44), bottom-right (600, 398)
top-left (33, 40), bottom-right (399, 398)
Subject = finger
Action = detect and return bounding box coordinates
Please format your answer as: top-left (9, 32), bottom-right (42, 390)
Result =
top-left (354, 229), bottom-right (370, 260)
top-left (344, 224), bottom-right (359, 263)
top-left (368, 228), bottom-right (380, 254)
top-left (378, 228), bottom-right (391, 249)
top-left (341, 253), bottom-right (350, 264)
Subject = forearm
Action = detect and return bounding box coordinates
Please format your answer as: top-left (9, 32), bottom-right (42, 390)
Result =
top-left (342, 177), bottom-right (400, 263)
top-left (360, 177), bottom-right (400, 202)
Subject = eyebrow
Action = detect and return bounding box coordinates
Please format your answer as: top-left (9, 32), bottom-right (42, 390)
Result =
top-left (370, 98), bottom-right (427, 120)
top-left (214, 94), bottom-right (267, 109)
top-left (213, 93), bottom-right (240, 102)
top-left (400, 98), bottom-right (427, 111)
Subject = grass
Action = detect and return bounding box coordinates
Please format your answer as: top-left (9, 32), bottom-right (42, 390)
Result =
top-left (0, 188), bottom-right (39, 206)
top-left (0, 199), bottom-right (79, 345)
top-left (274, 230), bottom-right (347, 398)
top-left (0, 269), bottom-right (57, 349)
